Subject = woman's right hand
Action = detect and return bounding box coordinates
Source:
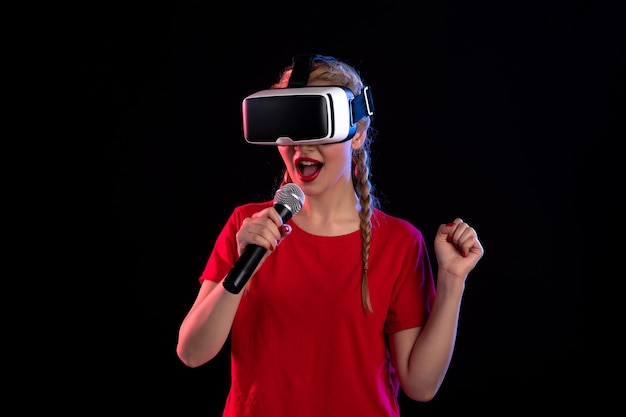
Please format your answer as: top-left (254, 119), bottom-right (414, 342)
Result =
top-left (236, 206), bottom-right (293, 257)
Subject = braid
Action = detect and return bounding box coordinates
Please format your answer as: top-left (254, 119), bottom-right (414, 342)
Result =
top-left (353, 146), bottom-right (375, 314)
top-left (280, 170), bottom-right (291, 187)
top-left (275, 55), bottom-right (379, 314)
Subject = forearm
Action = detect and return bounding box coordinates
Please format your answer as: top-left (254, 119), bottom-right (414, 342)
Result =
top-left (404, 275), bottom-right (466, 401)
top-left (176, 280), bottom-right (242, 368)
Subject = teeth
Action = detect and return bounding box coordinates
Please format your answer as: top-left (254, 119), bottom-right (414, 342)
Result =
top-left (299, 161), bottom-right (316, 166)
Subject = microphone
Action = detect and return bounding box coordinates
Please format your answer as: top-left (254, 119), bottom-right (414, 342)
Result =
top-left (222, 183), bottom-right (305, 294)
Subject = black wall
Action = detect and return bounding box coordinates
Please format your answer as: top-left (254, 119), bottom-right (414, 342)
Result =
top-left (88, 2), bottom-right (623, 414)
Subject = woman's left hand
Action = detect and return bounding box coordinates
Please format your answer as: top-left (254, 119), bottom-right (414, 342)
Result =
top-left (434, 218), bottom-right (484, 279)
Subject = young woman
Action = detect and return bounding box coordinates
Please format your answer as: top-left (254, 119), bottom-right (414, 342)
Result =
top-left (177, 54), bottom-right (484, 417)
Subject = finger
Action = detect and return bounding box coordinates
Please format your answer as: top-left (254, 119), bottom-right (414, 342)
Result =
top-left (443, 218), bottom-right (464, 243)
top-left (280, 224), bottom-right (292, 237)
top-left (458, 225), bottom-right (484, 258)
top-left (438, 219), bottom-right (459, 240)
top-left (445, 220), bottom-right (472, 249)
top-left (238, 218), bottom-right (281, 251)
top-left (457, 225), bottom-right (475, 257)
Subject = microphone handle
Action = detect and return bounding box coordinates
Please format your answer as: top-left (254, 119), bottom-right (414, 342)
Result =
top-left (222, 203), bottom-right (294, 294)
top-left (222, 244), bottom-right (266, 294)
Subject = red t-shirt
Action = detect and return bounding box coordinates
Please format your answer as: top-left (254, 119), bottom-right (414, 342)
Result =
top-left (200, 202), bottom-right (436, 417)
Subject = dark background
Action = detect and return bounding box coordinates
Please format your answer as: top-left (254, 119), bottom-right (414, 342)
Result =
top-left (86, 1), bottom-right (623, 414)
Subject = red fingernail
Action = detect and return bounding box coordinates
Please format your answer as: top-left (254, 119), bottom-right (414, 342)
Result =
top-left (446, 222), bottom-right (455, 227)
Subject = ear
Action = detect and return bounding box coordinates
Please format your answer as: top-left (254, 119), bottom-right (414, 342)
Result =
top-left (350, 130), bottom-right (366, 150)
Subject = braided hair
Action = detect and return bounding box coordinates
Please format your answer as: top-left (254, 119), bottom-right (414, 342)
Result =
top-left (273, 55), bottom-right (380, 313)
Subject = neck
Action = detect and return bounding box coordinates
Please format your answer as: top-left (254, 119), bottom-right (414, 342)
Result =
top-left (293, 192), bottom-right (361, 237)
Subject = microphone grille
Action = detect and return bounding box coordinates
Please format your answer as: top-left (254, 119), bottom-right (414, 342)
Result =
top-left (274, 183), bottom-right (305, 216)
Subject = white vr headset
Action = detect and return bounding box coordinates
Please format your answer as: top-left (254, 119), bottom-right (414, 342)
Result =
top-left (241, 54), bottom-right (374, 145)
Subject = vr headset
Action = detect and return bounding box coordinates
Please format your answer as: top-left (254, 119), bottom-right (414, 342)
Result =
top-left (242, 54), bottom-right (375, 145)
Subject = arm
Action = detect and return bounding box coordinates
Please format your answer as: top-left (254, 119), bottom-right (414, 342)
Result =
top-left (390, 218), bottom-right (484, 401)
top-left (176, 205), bottom-right (291, 368)
top-left (176, 279), bottom-right (243, 367)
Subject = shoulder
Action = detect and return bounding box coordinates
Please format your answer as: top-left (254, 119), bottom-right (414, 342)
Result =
top-left (229, 200), bottom-right (274, 223)
top-left (372, 208), bottom-right (425, 242)
top-left (234, 200), bottom-right (273, 214)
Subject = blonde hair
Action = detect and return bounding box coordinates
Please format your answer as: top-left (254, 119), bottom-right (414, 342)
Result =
top-left (274, 56), bottom-right (379, 313)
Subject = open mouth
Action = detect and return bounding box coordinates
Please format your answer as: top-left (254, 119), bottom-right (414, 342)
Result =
top-left (297, 160), bottom-right (323, 181)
